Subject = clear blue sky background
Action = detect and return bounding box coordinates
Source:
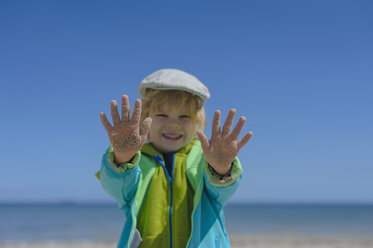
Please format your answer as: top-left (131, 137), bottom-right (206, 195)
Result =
top-left (1, 0), bottom-right (372, 203)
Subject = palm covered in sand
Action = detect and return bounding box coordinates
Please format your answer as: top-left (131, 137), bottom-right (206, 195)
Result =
top-left (100, 95), bottom-right (152, 164)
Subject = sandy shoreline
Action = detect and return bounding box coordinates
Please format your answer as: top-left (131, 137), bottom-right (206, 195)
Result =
top-left (230, 235), bottom-right (373, 248)
top-left (1, 235), bottom-right (373, 248)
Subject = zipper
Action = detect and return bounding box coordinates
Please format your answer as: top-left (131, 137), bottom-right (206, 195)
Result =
top-left (154, 155), bottom-right (175, 248)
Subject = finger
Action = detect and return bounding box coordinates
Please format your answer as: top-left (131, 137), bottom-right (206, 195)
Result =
top-left (230, 116), bottom-right (246, 140)
top-left (197, 130), bottom-right (210, 152)
top-left (110, 100), bottom-right (121, 126)
top-left (140, 117), bottom-right (152, 141)
top-left (100, 112), bottom-right (113, 133)
top-left (211, 110), bottom-right (221, 137)
top-left (237, 131), bottom-right (253, 150)
top-left (131, 99), bottom-right (142, 125)
top-left (121, 95), bottom-right (130, 122)
top-left (222, 109), bottom-right (236, 136)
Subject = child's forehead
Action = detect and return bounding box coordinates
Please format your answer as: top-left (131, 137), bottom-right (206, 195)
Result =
top-left (154, 104), bottom-right (190, 114)
top-left (158, 105), bottom-right (185, 112)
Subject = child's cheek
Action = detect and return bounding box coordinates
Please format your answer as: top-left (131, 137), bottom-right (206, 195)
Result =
top-left (184, 119), bottom-right (195, 128)
top-left (189, 120), bottom-right (199, 131)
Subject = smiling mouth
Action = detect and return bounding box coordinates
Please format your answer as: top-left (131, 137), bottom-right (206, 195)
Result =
top-left (162, 134), bottom-right (183, 141)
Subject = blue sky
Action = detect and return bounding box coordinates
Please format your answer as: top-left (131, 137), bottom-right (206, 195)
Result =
top-left (1, 0), bottom-right (372, 203)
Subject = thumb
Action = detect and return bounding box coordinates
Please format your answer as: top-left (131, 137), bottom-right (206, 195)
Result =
top-left (140, 117), bottom-right (152, 141)
top-left (197, 130), bottom-right (209, 152)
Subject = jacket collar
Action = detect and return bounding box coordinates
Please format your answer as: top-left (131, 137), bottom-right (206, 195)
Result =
top-left (140, 140), bottom-right (203, 193)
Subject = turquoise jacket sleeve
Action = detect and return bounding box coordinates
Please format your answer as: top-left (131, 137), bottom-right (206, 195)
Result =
top-left (99, 147), bottom-right (142, 210)
top-left (202, 157), bottom-right (243, 206)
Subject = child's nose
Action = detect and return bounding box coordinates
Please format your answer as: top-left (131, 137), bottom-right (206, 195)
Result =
top-left (166, 120), bottom-right (181, 129)
top-left (168, 124), bottom-right (180, 129)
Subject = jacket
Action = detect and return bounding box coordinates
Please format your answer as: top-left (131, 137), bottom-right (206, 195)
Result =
top-left (98, 140), bottom-right (242, 248)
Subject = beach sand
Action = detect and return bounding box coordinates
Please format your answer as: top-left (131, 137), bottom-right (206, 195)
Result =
top-left (2, 235), bottom-right (373, 248)
top-left (230, 235), bottom-right (373, 248)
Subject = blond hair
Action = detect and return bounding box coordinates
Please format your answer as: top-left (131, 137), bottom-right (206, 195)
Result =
top-left (140, 89), bottom-right (207, 131)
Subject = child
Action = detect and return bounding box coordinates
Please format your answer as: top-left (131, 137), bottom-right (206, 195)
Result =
top-left (97, 68), bottom-right (252, 248)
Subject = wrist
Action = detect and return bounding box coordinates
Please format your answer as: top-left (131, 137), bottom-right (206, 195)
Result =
top-left (208, 163), bottom-right (233, 178)
top-left (113, 151), bottom-right (136, 164)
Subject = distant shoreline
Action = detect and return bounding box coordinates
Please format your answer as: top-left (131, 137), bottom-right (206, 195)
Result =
top-left (1, 201), bottom-right (373, 206)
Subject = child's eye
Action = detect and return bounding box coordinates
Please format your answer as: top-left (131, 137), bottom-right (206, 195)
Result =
top-left (156, 114), bottom-right (168, 117)
top-left (180, 115), bottom-right (191, 118)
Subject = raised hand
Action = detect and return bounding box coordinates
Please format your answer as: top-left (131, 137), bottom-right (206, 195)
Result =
top-left (100, 95), bottom-right (152, 164)
top-left (197, 109), bottom-right (253, 175)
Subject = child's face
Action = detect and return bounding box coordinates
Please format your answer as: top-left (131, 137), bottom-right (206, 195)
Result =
top-left (148, 105), bottom-right (198, 153)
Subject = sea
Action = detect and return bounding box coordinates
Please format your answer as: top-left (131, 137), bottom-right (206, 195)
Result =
top-left (1, 203), bottom-right (373, 243)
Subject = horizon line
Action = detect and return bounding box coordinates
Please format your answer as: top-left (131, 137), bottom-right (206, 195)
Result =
top-left (1, 200), bottom-right (373, 206)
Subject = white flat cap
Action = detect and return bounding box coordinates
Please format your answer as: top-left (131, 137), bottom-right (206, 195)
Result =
top-left (139, 68), bottom-right (210, 102)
